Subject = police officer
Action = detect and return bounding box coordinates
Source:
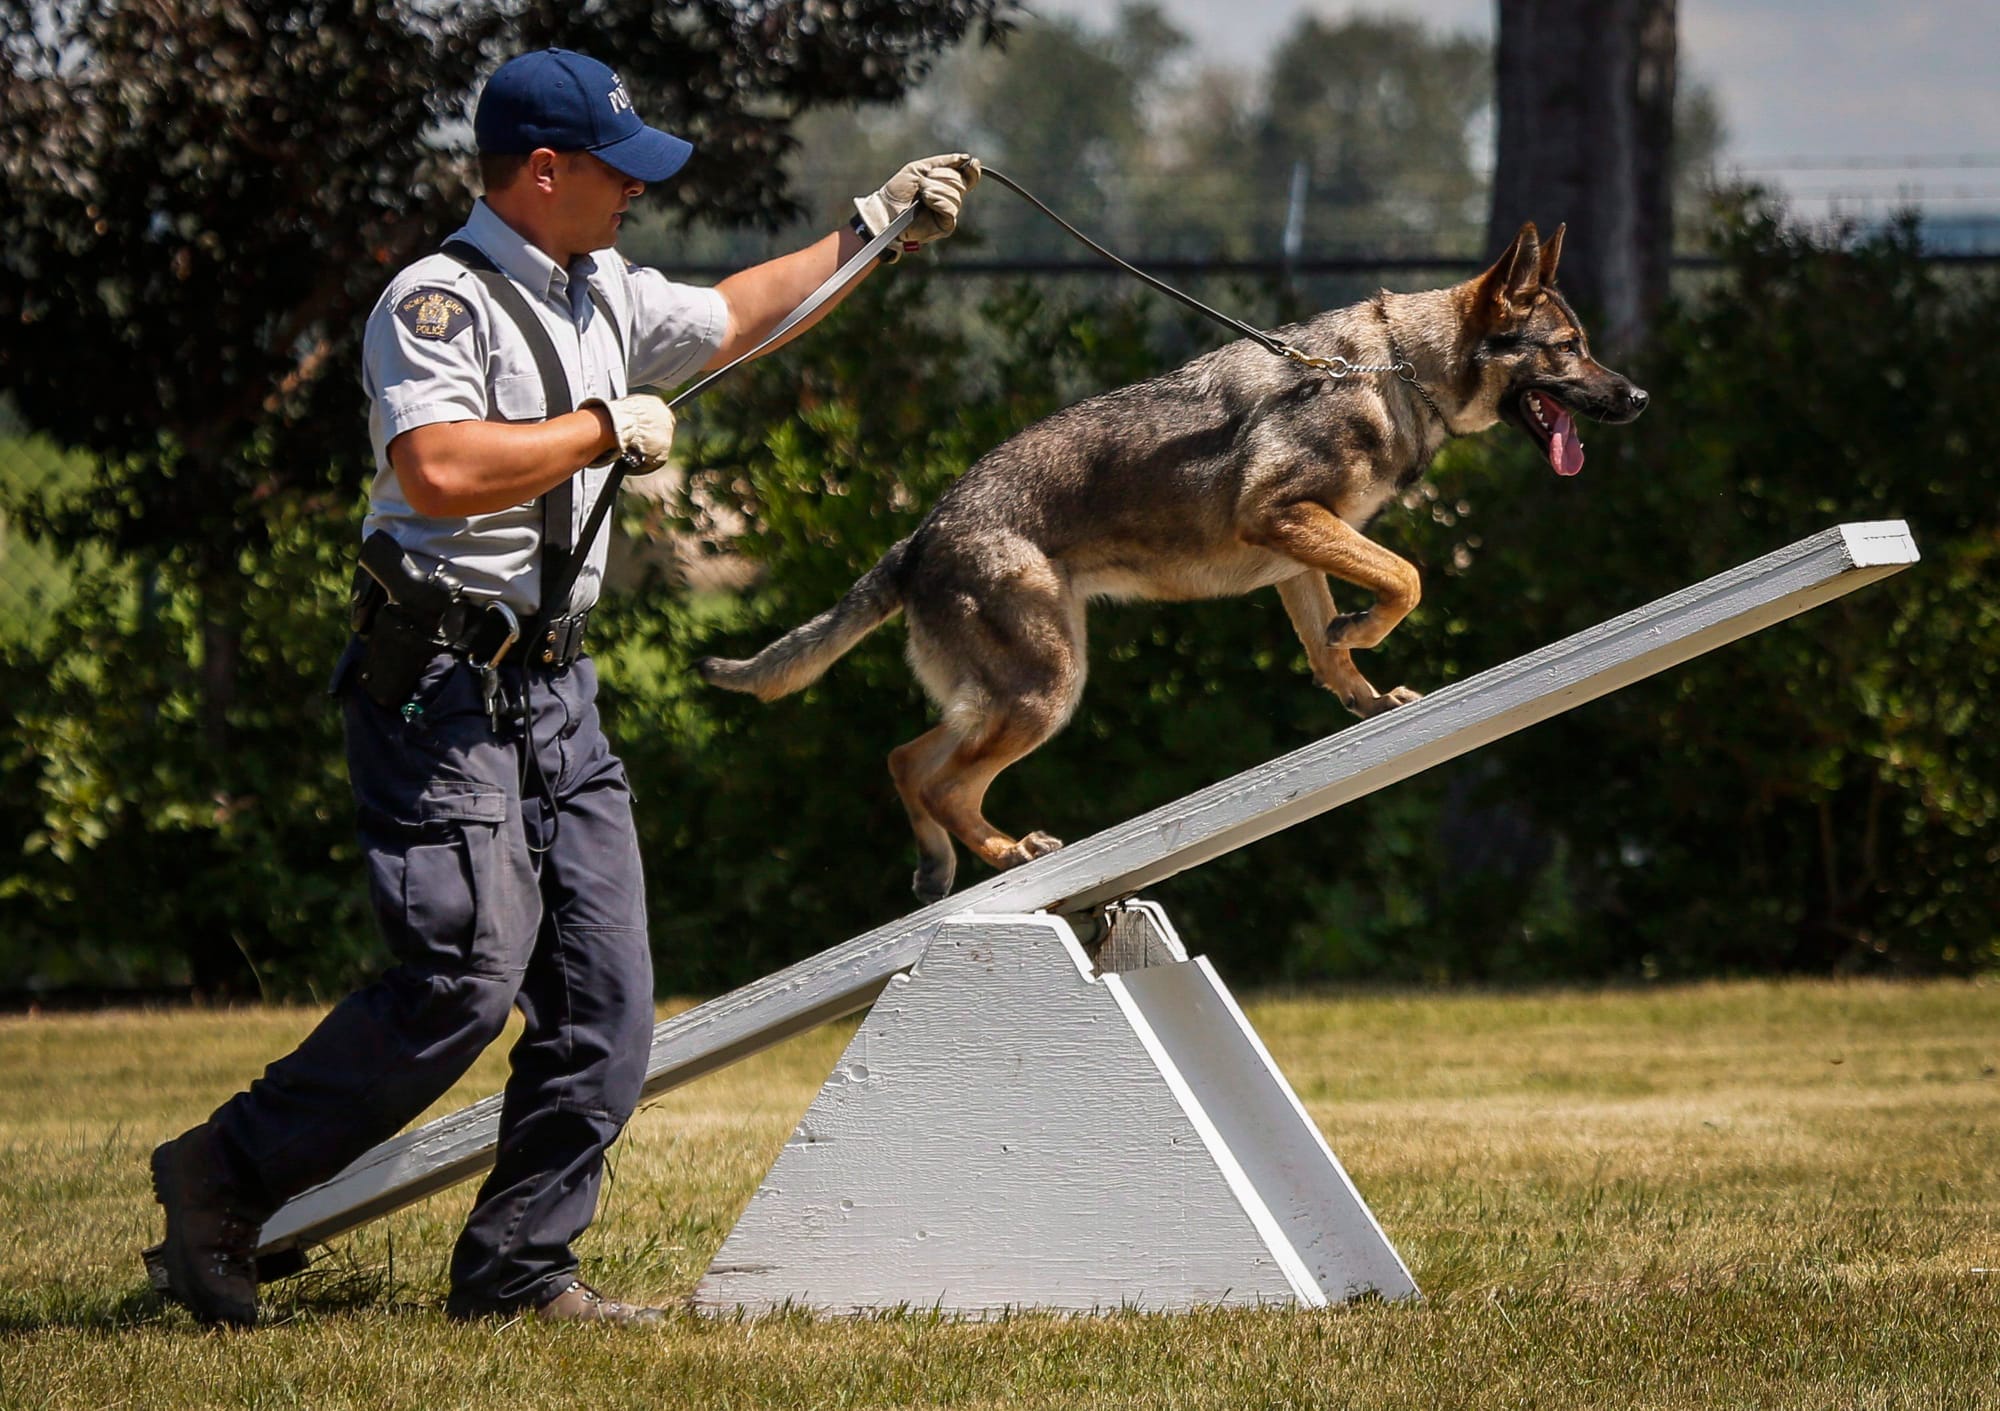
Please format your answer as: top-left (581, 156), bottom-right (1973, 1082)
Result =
top-left (147, 47), bottom-right (979, 1328)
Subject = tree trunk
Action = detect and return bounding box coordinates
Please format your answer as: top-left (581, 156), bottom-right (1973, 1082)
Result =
top-left (1488, 0), bottom-right (1676, 357)
top-left (198, 576), bottom-right (239, 758)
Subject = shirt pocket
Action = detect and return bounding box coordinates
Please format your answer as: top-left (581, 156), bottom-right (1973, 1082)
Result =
top-left (490, 372), bottom-right (548, 424)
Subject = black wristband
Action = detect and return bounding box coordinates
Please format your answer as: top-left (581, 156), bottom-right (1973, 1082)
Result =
top-left (850, 211), bottom-right (903, 264)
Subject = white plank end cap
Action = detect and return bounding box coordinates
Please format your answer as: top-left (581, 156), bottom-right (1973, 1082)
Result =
top-left (1839, 519), bottom-right (1920, 568)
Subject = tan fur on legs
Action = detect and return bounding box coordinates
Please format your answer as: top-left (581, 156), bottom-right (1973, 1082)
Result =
top-left (900, 560), bottom-right (1084, 879)
top-left (889, 724), bottom-right (967, 902)
top-left (1246, 502), bottom-right (1423, 650)
top-left (920, 716), bottom-right (1068, 872)
top-left (1274, 572), bottom-right (1422, 718)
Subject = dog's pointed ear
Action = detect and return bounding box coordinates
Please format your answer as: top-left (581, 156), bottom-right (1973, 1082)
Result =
top-left (1537, 223), bottom-right (1566, 286)
top-left (1476, 221), bottom-right (1543, 320)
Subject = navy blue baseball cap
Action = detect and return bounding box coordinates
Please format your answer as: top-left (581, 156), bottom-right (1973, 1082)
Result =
top-left (475, 48), bottom-right (694, 183)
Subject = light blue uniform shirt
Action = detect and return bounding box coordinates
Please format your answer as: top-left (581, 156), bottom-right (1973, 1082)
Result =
top-left (360, 199), bottom-right (728, 616)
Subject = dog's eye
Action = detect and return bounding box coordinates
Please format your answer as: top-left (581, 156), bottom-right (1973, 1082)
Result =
top-left (1556, 339), bottom-right (1583, 356)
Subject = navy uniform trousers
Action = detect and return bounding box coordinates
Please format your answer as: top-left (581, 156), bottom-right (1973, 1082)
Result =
top-left (208, 641), bottom-right (654, 1314)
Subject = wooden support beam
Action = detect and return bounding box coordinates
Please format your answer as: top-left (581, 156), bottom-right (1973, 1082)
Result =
top-left (253, 520), bottom-right (1917, 1258)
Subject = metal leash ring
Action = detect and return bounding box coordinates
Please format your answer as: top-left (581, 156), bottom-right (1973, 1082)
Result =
top-left (1276, 345), bottom-right (1403, 381)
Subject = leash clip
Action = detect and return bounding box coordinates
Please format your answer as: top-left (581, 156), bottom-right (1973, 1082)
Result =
top-left (1272, 341), bottom-right (1339, 375)
top-left (1274, 343), bottom-right (1390, 381)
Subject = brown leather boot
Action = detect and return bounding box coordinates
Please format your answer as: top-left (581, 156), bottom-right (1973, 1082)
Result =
top-left (148, 1125), bottom-right (265, 1328)
top-left (533, 1279), bottom-right (666, 1327)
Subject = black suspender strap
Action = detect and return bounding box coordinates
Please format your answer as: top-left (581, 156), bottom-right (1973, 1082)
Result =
top-left (439, 240), bottom-right (622, 632)
top-left (556, 202), bottom-right (924, 613)
top-left (438, 203), bottom-right (916, 639)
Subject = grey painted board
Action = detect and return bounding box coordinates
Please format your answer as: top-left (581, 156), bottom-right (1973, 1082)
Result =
top-left (695, 912), bottom-right (1410, 1314)
top-left (1114, 951), bottom-right (1416, 1301)
top-left (256, 934), bottom-right (931, 1253)
top-left (255, 521), bottom-right (1917, 1258)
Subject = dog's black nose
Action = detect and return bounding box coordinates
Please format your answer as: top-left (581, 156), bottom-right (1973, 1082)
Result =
top-left (1627, 386), bottom-right (1649, 414)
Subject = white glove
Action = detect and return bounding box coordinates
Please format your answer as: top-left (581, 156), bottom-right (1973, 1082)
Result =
top-left (854, 153), bottom-right (982, 257)
top-left (586, 392), bottom-right (676, 473)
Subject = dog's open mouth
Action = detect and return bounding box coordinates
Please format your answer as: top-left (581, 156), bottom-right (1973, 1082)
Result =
top-left (1522, 390), bottom-right (1584, 477)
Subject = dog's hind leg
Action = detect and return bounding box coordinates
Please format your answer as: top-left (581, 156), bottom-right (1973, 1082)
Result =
top-left (916, 619), bottom-right (1082, 884)
top-left (896, 548), bottom-right (1084, 892)
top-left (919, 706), bottom-right (1072, 879)
top-left (1275, 572), bottom-right (1422, 719)
top-left (889, 724), bottom-right (964, 903)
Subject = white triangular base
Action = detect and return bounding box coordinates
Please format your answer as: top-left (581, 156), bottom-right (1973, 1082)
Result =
top-left (694, 903), bottom-right (1416, 1316)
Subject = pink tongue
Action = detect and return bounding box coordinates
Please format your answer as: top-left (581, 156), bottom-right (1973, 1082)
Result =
top-left (1548, 405), bottom-right (1584, 477)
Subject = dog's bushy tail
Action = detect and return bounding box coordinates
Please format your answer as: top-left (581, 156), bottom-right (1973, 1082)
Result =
top-left (696, 537), bottom-right (912, 701)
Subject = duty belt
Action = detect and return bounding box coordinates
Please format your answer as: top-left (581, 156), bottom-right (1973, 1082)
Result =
top-left (348, 569), bottom-right (508, 700)
top-left (350, 571), bottom-right (586, 673)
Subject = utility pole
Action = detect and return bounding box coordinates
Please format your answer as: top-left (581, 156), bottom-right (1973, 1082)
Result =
top-left (1282, 158), bottom-right (1310, 296)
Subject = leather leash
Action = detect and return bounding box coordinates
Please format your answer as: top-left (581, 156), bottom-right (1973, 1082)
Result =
top-left (979, 167), bottom-right (1448, 426)
top-left (569, 163), bottom-right (1453, 598)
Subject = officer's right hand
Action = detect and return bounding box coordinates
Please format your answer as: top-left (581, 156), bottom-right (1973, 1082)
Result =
top-left (586, 393), bottom-right (676, 473)
top-left (855, 154), bottom-right (981, 248)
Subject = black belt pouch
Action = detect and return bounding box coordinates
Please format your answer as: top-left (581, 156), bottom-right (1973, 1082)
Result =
top-left (357, 605), bottom-right (441, 710)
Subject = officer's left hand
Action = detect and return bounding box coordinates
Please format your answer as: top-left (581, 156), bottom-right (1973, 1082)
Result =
top-left (585, 393), bottom-right (677, 474)
top-left (854, 154), bottom-right (982, 248)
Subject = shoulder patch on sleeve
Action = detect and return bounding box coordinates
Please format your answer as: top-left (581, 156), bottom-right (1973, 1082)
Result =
top-left (393, 287), bottom-right (475, 342)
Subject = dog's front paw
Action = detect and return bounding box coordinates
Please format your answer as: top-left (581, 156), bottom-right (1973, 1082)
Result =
top-left (1354, 685), bottom-right (1422, 718)
top-left (1003, 831), bottom-right (1064, 868)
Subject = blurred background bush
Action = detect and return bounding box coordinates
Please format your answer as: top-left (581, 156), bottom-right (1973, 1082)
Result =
top-left (3, 1), bottom-right (1993, 998)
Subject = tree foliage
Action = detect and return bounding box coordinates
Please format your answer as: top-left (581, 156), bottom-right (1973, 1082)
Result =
top-left (0, 0), bottom-right (478, 563)
top-left (0, 0), bottom-right (1017, 562)
top-left (1249, 16), bottom-right (1491, 250)
top-left (754, 5), bottom-right (1497, 266)
top-left (1, 5), bottom-right (1991, 998)
top-left (0, 0), bottom-right (1018, 992)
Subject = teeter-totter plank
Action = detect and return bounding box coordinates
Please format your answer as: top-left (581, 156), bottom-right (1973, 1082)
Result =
top-left (252, 520), bottom-right (1918, 1259)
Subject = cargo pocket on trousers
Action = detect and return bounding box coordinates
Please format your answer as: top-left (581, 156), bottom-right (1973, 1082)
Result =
top-left (392, 783), bottom-right (514, 975)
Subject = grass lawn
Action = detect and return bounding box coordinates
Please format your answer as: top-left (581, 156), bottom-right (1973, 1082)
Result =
top-left (0, 977), bottom-right (1995, 1409)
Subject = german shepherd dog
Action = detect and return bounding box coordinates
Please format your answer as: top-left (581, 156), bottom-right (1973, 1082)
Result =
top-left (698, 222), bottom-right (1648, 901)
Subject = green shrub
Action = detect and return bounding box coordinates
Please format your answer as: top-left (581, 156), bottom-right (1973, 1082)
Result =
top-left (0, 491), bottom-right (366, 995)
top-left (1348, 204), bottom-right (2000, 978)
top-left (3, 204), bottom-right (1994, 996)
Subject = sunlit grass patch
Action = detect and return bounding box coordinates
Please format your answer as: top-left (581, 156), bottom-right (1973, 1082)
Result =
top-left (0, 979), bottom-right (1994, 1409)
